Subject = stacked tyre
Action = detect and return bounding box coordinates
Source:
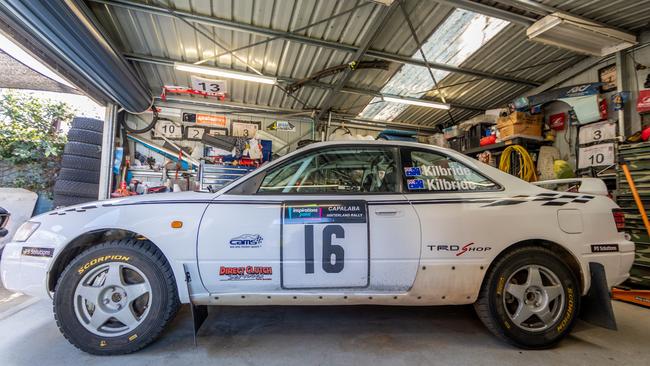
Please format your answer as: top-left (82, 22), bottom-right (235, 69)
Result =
top-left (53, 118), bottom-right (103, 207)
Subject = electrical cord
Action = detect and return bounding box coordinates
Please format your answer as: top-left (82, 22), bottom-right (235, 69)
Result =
top-left (499, 145), bottom-right (538, 182)
top-left (119, 106), bottom-right (160, 134)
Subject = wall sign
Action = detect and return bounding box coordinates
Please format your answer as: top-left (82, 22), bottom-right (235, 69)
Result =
top-left (578, 143), bottom-right (615, 169)
top-left (598, 64), bottom-right (617, 93)
top-left (267, 120), bottom-right (296, 132)
top-left (185, 126), bottom-right (228, 141)
top-left (578, 121), bottom-right (617, 145)
top-left (152, 120), bottom-right (183, 139)
top-left (637, 90), bottom-right (650, 114)
top-left (190, 75), bottom-right (227, 96)
top-left (549, 112), bottom-right (565, 130)
top-left (231, 120), bottom-right (261, 137)
top-left (196, 113), bottom-right (227, 127)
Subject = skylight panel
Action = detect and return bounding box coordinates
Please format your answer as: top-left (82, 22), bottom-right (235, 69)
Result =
top-left (360, 9), bottom-right (509, 121)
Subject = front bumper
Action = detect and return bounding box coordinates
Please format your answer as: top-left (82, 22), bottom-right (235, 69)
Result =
top-left (0, 241), bottom-right (51, 299)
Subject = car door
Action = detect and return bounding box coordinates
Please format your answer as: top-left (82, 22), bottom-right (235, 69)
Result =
top-left (197, 145), bottom-right (421, 293)
top-left (399, 147), bottom-right (503, 260)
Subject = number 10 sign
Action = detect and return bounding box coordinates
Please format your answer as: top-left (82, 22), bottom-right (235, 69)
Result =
top-left (578, 143), bottom-right (615, 169)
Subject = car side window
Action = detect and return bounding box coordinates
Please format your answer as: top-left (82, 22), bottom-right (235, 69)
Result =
top-left (401, 149), bottom-right (498, 192)
top-left (257, 147), bottom-right (400, 194)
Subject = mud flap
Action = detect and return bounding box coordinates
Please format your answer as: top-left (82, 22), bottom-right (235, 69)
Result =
top-left (183, 264), bottom-right (208, 346)
top-left (580, 262), bottom-right (617, 330)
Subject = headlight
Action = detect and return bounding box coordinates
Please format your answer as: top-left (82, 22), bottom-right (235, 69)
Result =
top-left (13, 221), bottom-right (40, 242)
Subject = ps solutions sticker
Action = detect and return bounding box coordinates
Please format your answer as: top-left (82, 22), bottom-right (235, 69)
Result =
top-left (21, 247), bottom-right (54, 258)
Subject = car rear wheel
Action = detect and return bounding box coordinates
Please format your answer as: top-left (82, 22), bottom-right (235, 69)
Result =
top-left (474, 247), bottom-right (580, 349)
top-left (54, 239), bottom-right (180, 355)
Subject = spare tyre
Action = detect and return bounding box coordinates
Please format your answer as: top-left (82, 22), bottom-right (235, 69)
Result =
top-left (54, 117), bottom-right (104, 207)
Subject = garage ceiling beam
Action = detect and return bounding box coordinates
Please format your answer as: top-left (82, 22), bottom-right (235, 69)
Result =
top-left (89, 0), bottom-right (541, 87)
top-left (125, 53), bottom-right (486, 112)
top-left (315, 2), bottom-right (398, 122)
top-left (431, 0), bottom-right (535, 27)
top-left (159, 95), bottom-right (442, 133)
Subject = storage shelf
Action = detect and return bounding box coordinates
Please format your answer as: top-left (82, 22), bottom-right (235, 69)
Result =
top-left (460, 136), bottom-right (548, 155)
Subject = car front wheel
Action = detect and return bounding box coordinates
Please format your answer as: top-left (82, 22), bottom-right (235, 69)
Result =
top-left (54, 239), bottom-right (180, 355)
top-left (474, 246), bottom-right (580, 349)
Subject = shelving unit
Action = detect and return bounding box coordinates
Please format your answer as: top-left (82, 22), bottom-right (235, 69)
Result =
top-left (616, 142), bottom-right (650, 288)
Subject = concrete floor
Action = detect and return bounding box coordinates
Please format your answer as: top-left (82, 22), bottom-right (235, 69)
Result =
top-left (0, 295), bottom-right (648, 366)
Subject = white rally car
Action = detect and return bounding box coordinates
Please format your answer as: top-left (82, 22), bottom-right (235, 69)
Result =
top-left (0, 140), bottom-right (634, 354)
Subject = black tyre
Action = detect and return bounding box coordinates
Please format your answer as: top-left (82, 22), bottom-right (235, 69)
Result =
top-left (474, 247), bottom-right (580, 349)
top-left (58, 167), bottom-right (100, 184)
top-left (53, 179), bottom-right (99, 198)
top-left (52, 194), bottom-right (94, 207)
top-left (54, 239), bottom-right (180, 355)
top-left (64, 141), bottom-right (102, 159)
top-left (67, 129), bottom-right (103, 145)
top-left (60, 155), bottom-right (101, 171)
top-left (71, 117), bottom-right (104, 133)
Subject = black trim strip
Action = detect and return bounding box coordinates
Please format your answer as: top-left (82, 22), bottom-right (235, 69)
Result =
top-left (481, 199), bottom-right (527, 207)
top-left (532, 197), bottom-right (556, 201)
top-left (542, 201), bottom-right (568, 206)
top-left (573, 199), bottom-right (589, 203)
top-left (537, 193), bottom-right (558, 197)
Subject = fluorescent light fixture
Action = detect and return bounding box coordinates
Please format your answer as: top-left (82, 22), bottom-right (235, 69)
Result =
top-left (174, 63), bottom-right (277, 85)
top-left (527, 13), bottom-right (637, 56)
top-left (382, 95), bottom-right (450, 110)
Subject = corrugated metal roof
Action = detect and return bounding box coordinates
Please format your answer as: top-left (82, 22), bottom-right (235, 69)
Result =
top-left (86, 0), bottom-right (650, 128)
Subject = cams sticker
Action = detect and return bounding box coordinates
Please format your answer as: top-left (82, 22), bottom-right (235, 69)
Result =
top-left (229, 234), bottom-right (263, 248)
top-left (591, 244), bottom-right (619, 253)
top-left (78, 255), bottom-right (130, 274)
top-left (21, 247), bottom-right (54, 258)
top-left (219, 266), bottom-right (272, 281)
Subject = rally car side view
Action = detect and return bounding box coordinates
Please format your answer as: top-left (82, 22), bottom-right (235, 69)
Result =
top-left (0, 140), bottom-right (634, 355)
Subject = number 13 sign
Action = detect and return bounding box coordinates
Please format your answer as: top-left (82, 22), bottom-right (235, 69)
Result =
top-left (190, 75), bottom-right (227, 96)
top-left (281, 201), bottom-right (369, 289)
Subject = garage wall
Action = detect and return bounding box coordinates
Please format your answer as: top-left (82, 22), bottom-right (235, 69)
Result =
top-left (535, 45), bottom-right (650, 169)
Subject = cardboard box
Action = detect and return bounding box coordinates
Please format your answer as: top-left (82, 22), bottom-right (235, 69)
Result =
top-left (497, 112), bottom-right (542, 139)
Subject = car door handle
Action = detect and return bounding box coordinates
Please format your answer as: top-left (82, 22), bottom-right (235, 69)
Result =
top-left (375, 209), bottom-right (399, 216)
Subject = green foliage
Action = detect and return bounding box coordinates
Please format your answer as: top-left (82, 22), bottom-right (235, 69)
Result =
top-left (0, 91), bottom-right (73, 164)
top-left (0, 91), bottom-right (75, 194)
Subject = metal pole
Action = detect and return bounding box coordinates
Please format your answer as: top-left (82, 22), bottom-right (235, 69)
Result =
top-left (98, 104), bottom-right (117, 199)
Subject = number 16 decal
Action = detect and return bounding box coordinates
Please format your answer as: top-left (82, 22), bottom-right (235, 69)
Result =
top-left (282, 201), bottom-right (368, 289)
top-left (304, 225), bottom-right (345, 274)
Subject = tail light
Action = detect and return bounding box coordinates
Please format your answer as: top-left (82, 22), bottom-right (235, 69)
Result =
top-left (612, 209), bottom-right (625, 232)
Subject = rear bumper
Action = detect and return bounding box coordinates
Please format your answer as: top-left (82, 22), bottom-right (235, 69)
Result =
top-left (0, 241), bottom-right (51, 299)
top-left (582, 246), bottom-right (635, 293)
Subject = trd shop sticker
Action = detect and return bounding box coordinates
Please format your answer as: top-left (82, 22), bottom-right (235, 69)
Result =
top-left (21, 247), bottom-right (54, 258)
top-left (591, 244), bottom-right (619, 253)
top-left (284, 201), bottom-right (367, 224)
top-left (229, 234), bottom-right (263, 248)
top-left (219, 266), bottom-right (273, 281)
top-left (404, 167), bottom-right (421, 177)
top-left (427, 242), bottom-right (492, 256)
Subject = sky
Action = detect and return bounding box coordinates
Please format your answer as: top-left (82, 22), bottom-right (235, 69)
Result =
top-left (0, 33), bottom-right (105, 119)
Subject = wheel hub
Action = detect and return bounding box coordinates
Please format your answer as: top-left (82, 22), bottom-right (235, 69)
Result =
top-left (102, 287), bottom-right (128, 311)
